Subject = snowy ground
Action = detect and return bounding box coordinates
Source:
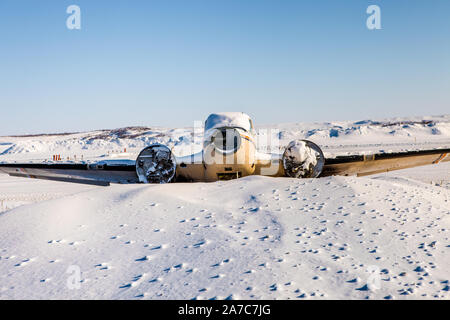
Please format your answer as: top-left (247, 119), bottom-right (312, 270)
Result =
top-left (0, 115), bottom-right (449, 300)
top-left (0, 163), bottom-right (449, 300)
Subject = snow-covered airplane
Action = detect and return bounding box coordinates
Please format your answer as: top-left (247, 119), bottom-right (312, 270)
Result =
top-left (1, 112), bottom-right (449, 186)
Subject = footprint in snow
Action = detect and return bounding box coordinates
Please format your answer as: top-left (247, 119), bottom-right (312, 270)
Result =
top-left (47, 240), bottom-right (64, 244)
top-left (192, 241), bottom-right (206, 248)
top-left (120, 274), bottom-right (147, 289)
top-left (356, 284), bottom-right (371, 291)
top-left (95, 263), bottom-right (111, 270)
top-left (211, 259), bottom-right (231, 267)
top-left (135, 256), bottom-right (151, 262)
top-left (185, 268), bottom-right (198, 274)
top-left (14, 258), bottom-right (33, 267)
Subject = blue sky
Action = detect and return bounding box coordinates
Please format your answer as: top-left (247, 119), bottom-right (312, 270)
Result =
top-left (0, 0), bottom-right (449, 135)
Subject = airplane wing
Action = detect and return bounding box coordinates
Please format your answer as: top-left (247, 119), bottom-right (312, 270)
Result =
top-left (255, 148), bottom-right (450, 178)
top-left (0, 144), bottom-right (186, 186)
top-left (0, 161), bottom-right (138, 186)
top-left (321, 148), bottom-right (450, 177)
top-left (1, 148), bottom-right (449, 185)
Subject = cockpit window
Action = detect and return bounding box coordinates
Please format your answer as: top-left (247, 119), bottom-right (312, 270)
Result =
top-left (211, 128), bottom-right (242, 154)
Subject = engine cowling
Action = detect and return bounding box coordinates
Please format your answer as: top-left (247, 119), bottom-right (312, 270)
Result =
top-left (282, 140), bottom-right (325, 178)
top-left (136, 144), bottom-right (176, 183)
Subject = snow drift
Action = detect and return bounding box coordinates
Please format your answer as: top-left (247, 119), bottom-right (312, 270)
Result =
top-left (0, 163), bottom-right (449, 299)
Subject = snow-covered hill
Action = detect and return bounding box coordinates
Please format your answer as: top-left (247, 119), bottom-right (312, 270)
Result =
top-left (1, 115), bottom-right (449, 163)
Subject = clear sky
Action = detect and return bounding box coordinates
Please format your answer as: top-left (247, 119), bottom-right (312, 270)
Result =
top-left (0, 0), bottom-right (449, 135)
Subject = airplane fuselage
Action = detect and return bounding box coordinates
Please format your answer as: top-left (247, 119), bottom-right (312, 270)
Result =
top-left (176, 126), bottom-right (258, 182)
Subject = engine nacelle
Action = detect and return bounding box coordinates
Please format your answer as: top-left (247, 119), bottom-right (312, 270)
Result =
top-left (282, 140), bottom-right (325, 178)
top-left (136, 144), bottom-right (176, 183)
